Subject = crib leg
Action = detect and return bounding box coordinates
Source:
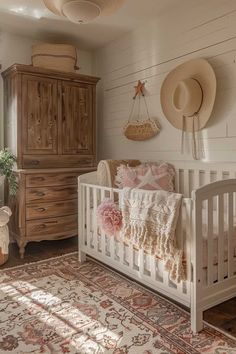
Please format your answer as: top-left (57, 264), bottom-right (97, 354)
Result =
top-left (191, 306), bottom-right (203, 333)
top-left (78, 249), bottom-right (86, 263)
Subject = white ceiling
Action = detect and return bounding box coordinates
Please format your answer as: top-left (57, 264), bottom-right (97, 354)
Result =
top-left (0, 0), bottom-right (190, 50)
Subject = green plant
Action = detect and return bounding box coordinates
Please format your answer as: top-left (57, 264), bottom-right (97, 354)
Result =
top-left (0, 149), bottom-right (17, 196)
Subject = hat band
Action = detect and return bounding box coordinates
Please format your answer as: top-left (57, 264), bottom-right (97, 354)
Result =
top-left (182, 79), bottom-right (204, 118)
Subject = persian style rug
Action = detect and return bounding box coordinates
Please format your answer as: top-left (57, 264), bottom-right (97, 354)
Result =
top-left (0, 253), bottom-right (236, 354)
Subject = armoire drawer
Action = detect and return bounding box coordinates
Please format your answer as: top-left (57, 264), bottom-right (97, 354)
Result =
top-left (26, 173), bottom-right (78, 187)
top-left (26, 185), bottom-right (77, 203)
top-left (23, 155), bottom-right (95, 169)
top-left (26, 214), bottom-right (77, 238)
top-left (26, 200), bottom-right (78, 220)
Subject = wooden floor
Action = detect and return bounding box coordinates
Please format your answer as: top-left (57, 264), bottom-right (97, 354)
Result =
top-left (2, 237), bottom-right (78, 269)
top-left (1, 237), bottom-right (236, 338)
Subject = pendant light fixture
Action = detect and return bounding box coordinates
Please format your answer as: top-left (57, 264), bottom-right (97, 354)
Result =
top-left (43, 0), bottom-right (126, 24)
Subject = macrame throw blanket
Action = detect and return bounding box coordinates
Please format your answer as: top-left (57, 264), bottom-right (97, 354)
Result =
top-left (121, 188), bottom-right (185, 283)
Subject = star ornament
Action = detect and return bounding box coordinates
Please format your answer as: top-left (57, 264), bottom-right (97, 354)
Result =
top-left (133, 80), bottom-right (145, 99)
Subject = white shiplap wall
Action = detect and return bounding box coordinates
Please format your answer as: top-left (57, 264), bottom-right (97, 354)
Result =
top-left (95, 0), bottom-right (236, 163)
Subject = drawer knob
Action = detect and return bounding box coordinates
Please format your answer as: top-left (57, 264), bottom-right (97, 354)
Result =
top-left (37, 207), bottom-right (46, 212)
top-left (33, 177), bottom-right (44, 182)
top-left (29, 160), bottom-right (40, 166)
top-left (36, 192), bottom-right (45, 197)
top-left (39, 224), bottom-right (46, 229)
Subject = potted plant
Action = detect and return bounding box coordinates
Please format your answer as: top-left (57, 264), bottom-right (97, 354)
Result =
top-left (0, 149), bottom-right (17, 196)
top-left (0, 149), bottom-right (17, 266)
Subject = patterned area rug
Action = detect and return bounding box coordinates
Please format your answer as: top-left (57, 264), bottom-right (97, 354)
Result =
top-left (0, 253), bottom-right (236, 353)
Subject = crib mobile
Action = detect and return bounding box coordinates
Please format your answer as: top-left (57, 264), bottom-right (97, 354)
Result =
top-left (123, 80), bottom-right (161, 141)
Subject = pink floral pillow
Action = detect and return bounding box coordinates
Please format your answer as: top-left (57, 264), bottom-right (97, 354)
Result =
top-left (115, 162), bottom-right (175, 191)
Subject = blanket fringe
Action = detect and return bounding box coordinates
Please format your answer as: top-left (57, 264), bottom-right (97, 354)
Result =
top-left (123, 217), bottom-right (185, 283)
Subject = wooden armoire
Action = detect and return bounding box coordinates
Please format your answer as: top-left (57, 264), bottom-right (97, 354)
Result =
top-left (2, 64), bottom-right (99, 258)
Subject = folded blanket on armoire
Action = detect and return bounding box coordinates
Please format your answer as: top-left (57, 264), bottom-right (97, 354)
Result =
top-left (121, 187), bottom-right (185, 283)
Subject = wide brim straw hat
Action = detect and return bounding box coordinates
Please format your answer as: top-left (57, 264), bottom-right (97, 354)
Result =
top-left (160, 58), bottom-right (216, 132)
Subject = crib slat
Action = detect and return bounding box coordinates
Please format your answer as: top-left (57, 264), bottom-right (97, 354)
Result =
top-left (100, 189), bottom-right (106, 255)
top-left (177, 207), bottom-right (183, 293)
top-left (151, 256), bottom-right (156, 281)
top-left (218, 194), bottom-right (225, 282)
top-left (163, 269), bottom-right (169, 287)
top-left (175, 169), bottom-right (179, 193)
top-left (115, 238), bottom-right (120, 261)
top-left (101, 188), bottom-right (105, 201)
top-left (86, 186), bottom-right (91, 247)
top-left (128, 244), bottom-right (134, 268)
top-left (139, 249), bottom-right (145, 274)
top-left (177, 199), bottom-right (188, 293)
top-left (228, 192), bottom-right (234, 278)
top-left (176, 200), bottom-right (183, 250)
top-left (207, 197), bottom-right (214, 286)
top-left (205, 171), bottom-right (211, 185)
top-left (125, 242), bottom-right (130, 266)
top-left (109, 234), bottom-right (115, 260)
top-left (81, 185), bottom-right (86, 245)
top-left (185, 199), bottom-right (192, 295)
top-left (229, 172), bottom-right (236, 214)
top-left (184, 170), bottom-right (189, 197)
top-left (106, 188), bottom-right (114, 259)
top-left (217, 170), bottom-right (223, 181)
top-left (115, 190), bottom-right (122, 261)
top-left (93, 187), bottom-right (98, 252)
top-left (193, 169), bottom-right (200, 190)
top-left (123, 242), bottom-right (127, 265)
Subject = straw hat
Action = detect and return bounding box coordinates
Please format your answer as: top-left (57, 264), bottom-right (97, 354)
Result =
top-left (160, 58), bottom-right (216, 132)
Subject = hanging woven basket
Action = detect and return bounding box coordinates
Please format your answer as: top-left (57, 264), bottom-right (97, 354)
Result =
top-left (123, 80), bottom-right (160, 141)
top-left (123, 118), bottom-right (160, 141)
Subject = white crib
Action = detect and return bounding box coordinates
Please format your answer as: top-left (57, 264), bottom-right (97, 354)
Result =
top-left (78, 161), bottom-right (236, 333)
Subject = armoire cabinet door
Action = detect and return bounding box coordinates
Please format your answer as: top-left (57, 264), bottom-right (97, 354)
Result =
top-left (22, 75), bottom-right (58, 155)
top-left (61, 81), bottom-right (94, 155)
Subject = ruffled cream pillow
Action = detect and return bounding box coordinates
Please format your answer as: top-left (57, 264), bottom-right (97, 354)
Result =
top-left (97, 159), bottom-right (141, 187)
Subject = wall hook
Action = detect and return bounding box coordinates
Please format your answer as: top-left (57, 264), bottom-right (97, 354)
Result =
top-left (133, 80), bottom-right (146, 99)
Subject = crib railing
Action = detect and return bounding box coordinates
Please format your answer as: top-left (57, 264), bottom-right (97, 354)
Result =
top-left (78, 168), bottom-right (236, 332)
top-left (193, 179), bottom-right (236, 286)
top-left (173, 161), bottom-right (236, 197)
top-left (79, 180), bottom-right (192, 307)
top-left (191, 179), bottom-right (236, 332)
